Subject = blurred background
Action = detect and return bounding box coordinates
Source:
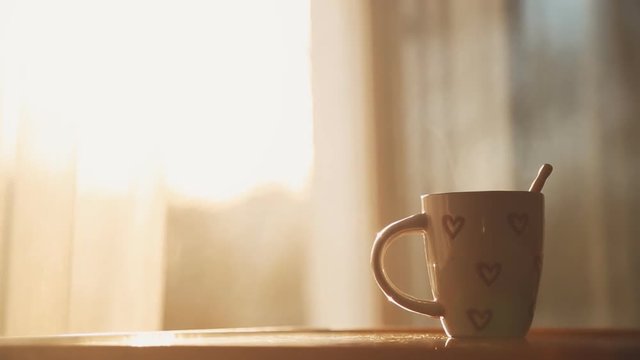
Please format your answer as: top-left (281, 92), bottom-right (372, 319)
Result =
top-left (0, 0), bottom-right (637, 335)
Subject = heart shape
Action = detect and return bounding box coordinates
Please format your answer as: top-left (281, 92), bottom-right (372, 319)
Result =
top-left (467, 308), bottom-right (492, 331)
top-left (442, 215), bottom-right (465, 240)
top-left (507, 213), bottom-right (528, 235)
top-left (476, 262), bottom-right (501, 286)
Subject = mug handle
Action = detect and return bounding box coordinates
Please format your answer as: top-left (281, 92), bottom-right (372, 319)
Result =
top-left (371, 213), bottom-right (445, 317)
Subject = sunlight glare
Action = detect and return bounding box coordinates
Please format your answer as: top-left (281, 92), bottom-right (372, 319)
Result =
top-left (1, 0), bottom-right (312, 201)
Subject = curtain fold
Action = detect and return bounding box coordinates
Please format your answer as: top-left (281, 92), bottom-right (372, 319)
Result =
top-left (307, 0), bottom-right (380, 328)
top-left (0, 102), bottom-right (167, 336)
top-left (369, 0), bottom-right (513, 326)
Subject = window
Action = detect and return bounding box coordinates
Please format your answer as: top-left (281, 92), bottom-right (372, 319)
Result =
top-left (0, 0), bottom-right (313, 334)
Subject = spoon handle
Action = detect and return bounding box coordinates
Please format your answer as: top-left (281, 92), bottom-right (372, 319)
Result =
top-left (529, 164), bottom-right (553, 192)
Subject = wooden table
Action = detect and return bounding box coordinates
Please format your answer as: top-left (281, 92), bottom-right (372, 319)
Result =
top-left (0, 328), bottom-right (638, 359)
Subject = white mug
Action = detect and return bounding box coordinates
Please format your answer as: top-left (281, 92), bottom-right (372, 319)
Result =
top-left (371, 191), bottom-right (543, 337)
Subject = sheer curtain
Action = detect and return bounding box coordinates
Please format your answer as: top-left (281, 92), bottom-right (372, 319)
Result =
top-left (367, 0), bottom-right (513, 327)
top-left (359, 0), bottom-right (640, 328)
top-left (0, 0), bottom-right (312, 335)
top-left (307, 0), bottom-right (380, 328)
top-left (0, 2), bottom-right (167, 331)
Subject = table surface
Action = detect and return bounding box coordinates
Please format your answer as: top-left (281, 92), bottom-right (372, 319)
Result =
top-left (0, 328), bottom-right (638, 360)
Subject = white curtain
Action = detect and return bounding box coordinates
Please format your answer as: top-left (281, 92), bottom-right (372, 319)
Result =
top-left (0, 0), bottom-right (174, 334)
top-left (0, 0), bottom-right (312, 335)
top-left (307, 0), bottom-right (380, 328)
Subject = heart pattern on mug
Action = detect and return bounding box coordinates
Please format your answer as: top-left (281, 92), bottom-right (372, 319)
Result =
top-left (507, 212), bottom-right (528, 235)
top-left (443, 215), bottom-right (465, 240)
top-left (476, 262), bottom-right (502, 286)
top-left (467, 308), bottom-right (492, 331)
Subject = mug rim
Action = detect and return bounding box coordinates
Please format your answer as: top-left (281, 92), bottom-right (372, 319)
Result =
top-left (421, 190), bottom-right (544, 199)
